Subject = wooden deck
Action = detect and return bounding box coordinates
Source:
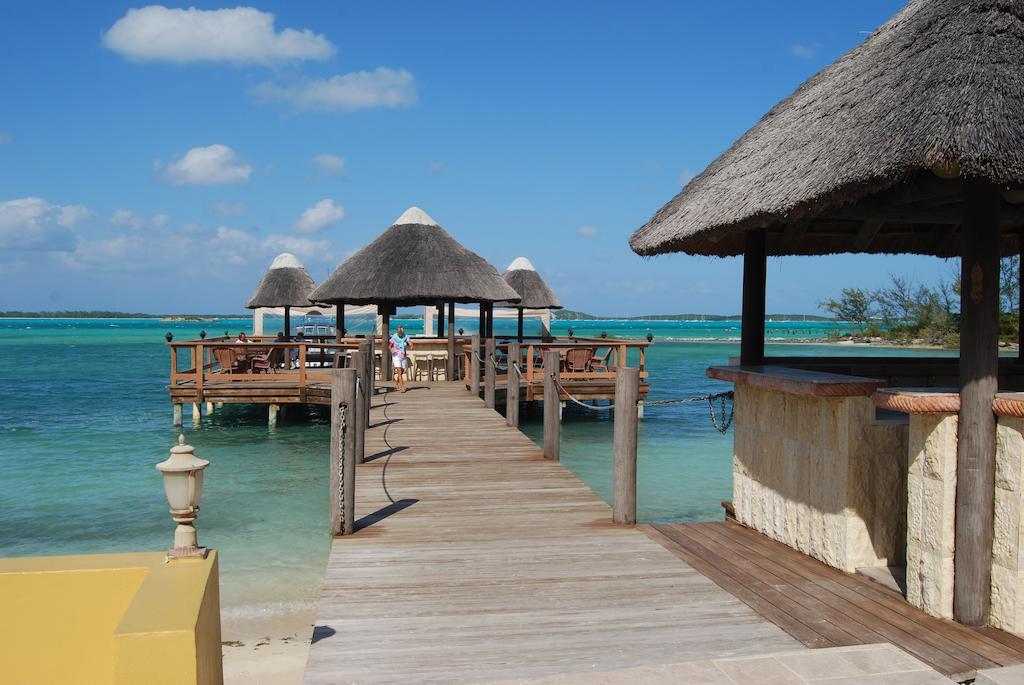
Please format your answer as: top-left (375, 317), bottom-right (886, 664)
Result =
top-left (304, 382), bottom-right (798, 684)
top-left (644, 519), bottom-right (1024, 682)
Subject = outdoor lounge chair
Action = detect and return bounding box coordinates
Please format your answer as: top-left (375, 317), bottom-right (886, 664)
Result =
top-left (250, 347), bottom-right (283, 373)
top-left (213, 346), bottom-right (245, 374)
top-left (590, 347), bottom-right (613, 373)
top-left (565, 348), bottom-right (594, 373)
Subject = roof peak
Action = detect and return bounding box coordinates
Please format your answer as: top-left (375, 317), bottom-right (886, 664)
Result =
top-left (393, 206), bottom-right (439, 227)
top-left (269, 253), bottom-right (304, 270)
top-left (506, 256), bottom-right (536, 272)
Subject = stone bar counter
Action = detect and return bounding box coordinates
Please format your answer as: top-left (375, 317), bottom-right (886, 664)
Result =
top-left (992, 392), bottom-right (1024, 636)
top-left (708, 366), bottom-right (907, 574)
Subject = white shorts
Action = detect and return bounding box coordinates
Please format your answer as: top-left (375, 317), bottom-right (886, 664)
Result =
top-left (392, 356), bottom-right (408, 370)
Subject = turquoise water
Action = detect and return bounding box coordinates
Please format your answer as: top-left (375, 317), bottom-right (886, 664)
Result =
top-left (0, 316), bottom-right (945, 625)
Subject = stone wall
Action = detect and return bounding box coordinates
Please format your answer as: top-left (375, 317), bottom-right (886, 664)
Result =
top-left (905, 413), bottom-right (957, 619)
top-left (732, 384), bottom-right (908, 573)
top-left (992, 416), bottom-right (1024, 634)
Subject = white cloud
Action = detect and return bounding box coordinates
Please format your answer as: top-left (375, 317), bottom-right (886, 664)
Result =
top-left (311, 153), bottom-right (346, 175)
top-left (212, 201), bottom-right (249, 216)
top-left (102, 6), bottom-right (335, 65)
top-left (791, 43), bottom-right (816, 59)
top-left (0, 197), bottom-right (87, 252)
top-left (110, 208), bottom-right (169, 230)
top-left (578, 225), bottom-right (598, 238)
top-left (292, 199), bottom-right (344, 234)
top-left (679, 169), bottom-right (696, 186)
top-left (163, 144), bottom-right (251, 186)
top-left (0, 133), bottom-right (12, 145)
top-left (251, 68), bottom-right (418, 111)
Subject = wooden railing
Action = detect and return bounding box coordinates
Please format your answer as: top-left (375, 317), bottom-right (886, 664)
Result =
top-left (463, 338), bottom-right (651, 386)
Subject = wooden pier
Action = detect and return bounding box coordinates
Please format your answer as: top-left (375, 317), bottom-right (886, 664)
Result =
top-left (304, 381), bottom-right (797, 684)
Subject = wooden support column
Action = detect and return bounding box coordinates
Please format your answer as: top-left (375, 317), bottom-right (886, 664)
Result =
top-left (484, 337), bottom-right (496, 408)
top-left (380, 305), bottom-right (392, 382)
top-left (283, 305), bottom-right (292, 341)
top-left (353, 347), bottom-right (367, 464)
top-left (336, 304), bottom-right (345, 341)
top-left (740, 229), bottom-right (767, 366)
top-left (437, 301), bottom-right (445, 338)
top-left (447, 301), bottom-right (456, 380)
top-left (613, 366), bottom-right (640, 525)
top-left (485, 303), bottom-right (494, 338)
top-left (507, 343), bottom-right (520, 427)
top-left (330, 369), bottom-right (358, 536)
top-left (470, 334), bottom-right (481, 397)
top-left (543, 350), bottom-right (560, 461)
top-left (268, 403), bottom-right (280, 427)
top-left (954, 178), bottom-right (1001, 626)
top-left (517, 308), bottom-right (524, 342)
top-left (172, 403), bottom-right (182, 427)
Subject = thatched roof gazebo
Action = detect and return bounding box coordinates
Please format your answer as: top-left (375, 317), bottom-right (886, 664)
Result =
top-left (630, 0), bottom-right (1024, 626)
top-left (246, 253), bottom-right (317, 340)
top-left (310, 207), bottom-right (519, 379)
top-left (500, 257), bottom-right (562, 341)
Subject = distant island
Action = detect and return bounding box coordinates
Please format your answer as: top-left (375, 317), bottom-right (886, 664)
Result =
top-left (553, 310), bottom-right (831, 322)
top-left (0, 311), bottom-right (241, 320)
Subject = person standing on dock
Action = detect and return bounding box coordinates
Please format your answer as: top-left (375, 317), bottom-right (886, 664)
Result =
top-left (390, 326), bottom-right (412, 393)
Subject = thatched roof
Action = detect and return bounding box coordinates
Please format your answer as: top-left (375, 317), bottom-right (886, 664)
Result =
top-left (309, 207), bottom-right (520, 306)
top-left (630, 0), bottom-right (1024, 258)
top-left (499, 257), bottom-right (562, 310)
top-left (245, 253), bottom-right (317, 309)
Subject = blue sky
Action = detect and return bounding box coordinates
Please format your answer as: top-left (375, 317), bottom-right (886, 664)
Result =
top-left (0, 0), bottom-right (948, 315)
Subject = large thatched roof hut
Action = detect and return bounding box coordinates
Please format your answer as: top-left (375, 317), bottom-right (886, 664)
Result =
top-left (499, 257), bottom-right (562, 341)
top-left (629, 0), bottom-right (1024, 259)
top-left (629, 0), bottom-right (1024, 628)
top-left (310, 207), bottom-right (519, 306)
top-left (246, 253), bottom-right (317, 339)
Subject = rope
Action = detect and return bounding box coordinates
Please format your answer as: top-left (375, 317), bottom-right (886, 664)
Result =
top-left (552, 375), bottom-right (616, 411)
top-left (337, 403), bottom-right (347, 531)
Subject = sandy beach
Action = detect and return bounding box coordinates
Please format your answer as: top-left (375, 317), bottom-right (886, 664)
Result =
top-left (221, 607), bottom-right (317, 685)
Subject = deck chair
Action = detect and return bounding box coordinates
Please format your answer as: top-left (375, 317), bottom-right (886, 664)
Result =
top-left (564, 348), bottom-right (594, 373)
top-left (250, 347), bottom-right (283, 374)
top-left (590, 347), bottom-right (613, 373)
top-left (213, 347), bottom-right (244, 374)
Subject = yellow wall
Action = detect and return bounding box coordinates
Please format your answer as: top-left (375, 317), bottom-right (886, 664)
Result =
top-left (0, 551), bottom-right (222, 685)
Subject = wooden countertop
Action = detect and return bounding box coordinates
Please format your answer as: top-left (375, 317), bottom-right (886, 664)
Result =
top-left (706, 365), bottom-right (885, 397)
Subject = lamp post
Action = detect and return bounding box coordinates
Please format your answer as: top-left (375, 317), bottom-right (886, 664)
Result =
top-left (156, 435), bottom-right (210, 560)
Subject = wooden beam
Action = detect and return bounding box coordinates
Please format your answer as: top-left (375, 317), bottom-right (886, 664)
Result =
top-left (954, 179), bottom-right (1001, 626)
top-left (853, 218), bottom-right (885, 251)
top-left (781, 221), bottom-right (809, 253)
top-left (927, 223), bottom-right (959, 255)
top-left (740, 229), bottom-right (766, 365)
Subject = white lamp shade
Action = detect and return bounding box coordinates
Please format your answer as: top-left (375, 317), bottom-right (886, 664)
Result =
top-left (156, 436), bottom-right (209, 511)
top-left (163, 471), bottom-right (192, 511)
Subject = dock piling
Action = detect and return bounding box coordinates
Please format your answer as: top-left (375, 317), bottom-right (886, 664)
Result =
top-left (613, 367), bottom-right (640, 525)
top-left (543, 350), bottom-right (560, 460)
top-left (353, 347), bottom-right (367, 464)
top-left (470, 335), bottom-right (481, 397)
top-left (172, 403), bottom-right (182, 427)
top-left (192, 402), bottom-right (201, 424)
top-left (507, 343), bottom-right (520, 428)
top-left (330, 369), bottom-right (358, 536)
top-left (484, 337), bottom-right (496, 408)
top-left (268, 403), bottom-right (280, 427)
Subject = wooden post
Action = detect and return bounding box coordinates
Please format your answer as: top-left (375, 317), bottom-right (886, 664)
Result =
top-left (381, 306), bottom-right (392, 382)
top-left (268, 403), bottom-right (280, 427)
top-left (517, 308), bottom-right (524, 342)
top-left (740, 228), bottom-right (767, 366)
top-left (284, 305), bottom-right (291, 341)
top-left (172, 403), bottom-right (182, 427)
top-left (447, 300), bottom-right (456, 381)
top-left (485, 303), bottom-right (494, 338)
top-left (353, 347), bottom-right (367, 464)
top-left (613, 367), bottom-right (640, 525)
top-left (437, 301), bottom-right (445, 338)
top-left (362, 339), bottom-right (374, 427)
top-left (478, 305), bottom-right (486, 336)
top-left (470, 334), bottom-right (481, 397)
top-left (543, 350), bottom-right (560, 461)
top-left (507, 343), bottom-right (520, 427)
top-left (330, 369), bottom-right (358, 536)
top-left (336, 304), bottom-right (345, 341)
top-left (954, 179), bottom-right (1001, 625)
top-left (485, 337), bottom-right (496, 408)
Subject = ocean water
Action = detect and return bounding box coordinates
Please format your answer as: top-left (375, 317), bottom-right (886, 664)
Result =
top-left (0, 316), bottom-right (946, 627)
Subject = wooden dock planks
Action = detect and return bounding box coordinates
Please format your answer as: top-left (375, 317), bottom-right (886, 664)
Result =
top-left (304, 382), bottom-right (797, 684)
top-left (646, 520), bottom-right (1024, 682)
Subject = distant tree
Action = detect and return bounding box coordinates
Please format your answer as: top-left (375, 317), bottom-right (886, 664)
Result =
top-left (819, 288), bottom-right (873, 326)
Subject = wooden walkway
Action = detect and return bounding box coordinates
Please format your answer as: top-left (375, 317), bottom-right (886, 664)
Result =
top-left (304, 382), bottom-right (797, 684)
top-left (645, 520), bottom-right (1024, 682)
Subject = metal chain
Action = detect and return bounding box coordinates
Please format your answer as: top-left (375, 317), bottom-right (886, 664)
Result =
top-left (708, 392), bottom-right (735, 434)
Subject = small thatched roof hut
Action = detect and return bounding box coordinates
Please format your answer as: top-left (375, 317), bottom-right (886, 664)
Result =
top-left (501, 257), bottom-right (562, 310)
top-left (246, 253), bottom-right (318, 340)
top-left (499, 257), bottom-right (562, 341)
top-left (246, 253), bottom-right (317, 309)
top-left (310, 207), bottom-right (519, 306)
top-left (629, 0), bottom-right (1024, 259)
